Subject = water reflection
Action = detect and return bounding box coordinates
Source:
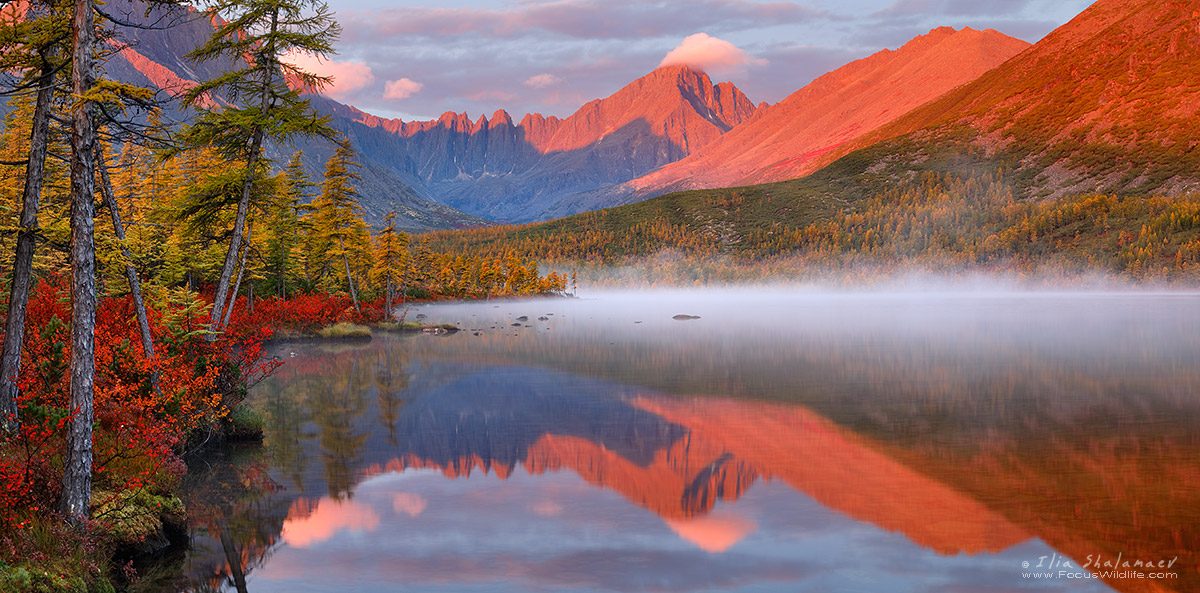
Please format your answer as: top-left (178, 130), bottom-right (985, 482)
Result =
top-left (166, 292), bottom-right (1200, 593)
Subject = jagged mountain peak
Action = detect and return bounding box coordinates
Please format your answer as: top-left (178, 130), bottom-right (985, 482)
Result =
top-left (626, 25), bottom-right (1030, 194)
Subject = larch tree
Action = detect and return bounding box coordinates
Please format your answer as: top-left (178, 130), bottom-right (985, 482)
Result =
top-left (61, 0), bottom-right (98, 525)
top-left (311, 139), bottom-right (364, 310)
top-left (177, 0), bottom-right (339, 332)
top-left (265, 152), bottom-right (312, 298)
top-left (0, 0), bottom-right (69, 434)
top-left (371, 211), bottom-right (410, 317)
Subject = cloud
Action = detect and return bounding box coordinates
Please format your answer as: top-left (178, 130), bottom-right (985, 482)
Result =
top-left (344, 0), bottom-right (825, 41)
top-left (663, 512), bottom-right (757, 553)
top-left (392, 492), bottom-right (428, 516)
top-left (530, 500), bottom-right (564, 516)
top-left (659, 33), bottom-right (766, 78)
top-left (281, 498), bottom-right (381, 548)
top-left (874, 0), bottom-right (1036, 18)
top-left (282, 50), bottom-right (374, 100)
top-left (524, 73), bottom-right (563, 89)
top-left (384, 78), bottom-right (424, 100)
top-left (467, 89), bottom-right (519, 102)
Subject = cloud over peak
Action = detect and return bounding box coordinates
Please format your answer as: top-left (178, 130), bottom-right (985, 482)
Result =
top-left (384, 78), bottom-right (424, 101)
top-left (524, 73), bottom-right (563, 88)
top-left (659, 33), bottom-right (766, 78)
top-left (283, 50), bottom-right (374, 100)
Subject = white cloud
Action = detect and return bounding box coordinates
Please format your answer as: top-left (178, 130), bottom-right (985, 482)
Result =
top-left (524, 73), bottom-right (563, 88)
top-left (659, 33), bottom-right (766, 78)
top-left (283, 50), bottom-right (374, 100)
top-left (384, 78), bottom-right (424, 100)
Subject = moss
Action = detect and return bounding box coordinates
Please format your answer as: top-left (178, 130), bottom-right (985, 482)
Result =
top-left (0, 567), bottom-right (91, 593)
top-left (225, 404), bottom-right (265, 440)
top-left (0, 515), bottom-right (115, 593)
top-left (89, 578), bottom-right (116, 593)
top-left (316, 322), bottom-right (372, 339)
top-left (91, 489), bottom-right (186, 547)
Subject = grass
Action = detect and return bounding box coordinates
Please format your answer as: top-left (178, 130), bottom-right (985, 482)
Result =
top-left (373, 320), bottom-right (421, 331)
top-left (225, 404), bottom-right (266, 440)
top-left (0, 513), bottom-right (114, 593)
top-left (315, 322), bottom-right (373, 339)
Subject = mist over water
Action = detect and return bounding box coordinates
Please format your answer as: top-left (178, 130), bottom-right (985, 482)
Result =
top-left (413, 287), bottom-right (1200, 363)
top-left (166, 288), bottom-right (1200, 593)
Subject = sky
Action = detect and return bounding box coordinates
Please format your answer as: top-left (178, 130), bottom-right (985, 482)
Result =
top-left (303, 0), bottom-right (1096, 122)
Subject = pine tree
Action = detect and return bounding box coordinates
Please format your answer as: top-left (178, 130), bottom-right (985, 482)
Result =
top-left (177, 0), bottom-right (339, 331)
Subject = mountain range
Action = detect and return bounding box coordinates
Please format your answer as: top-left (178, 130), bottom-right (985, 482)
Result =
top-left (97, 0), bottom-right (1198, 237)
top-left (327, 65), bottom-right (759, 222)
top-left (97, 0), bottom-right (1036, 228)
top-left (321, 26), bottom-right (1028, 223)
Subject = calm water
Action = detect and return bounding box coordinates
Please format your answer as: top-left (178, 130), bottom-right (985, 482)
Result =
top-left (161, 291), bottom-right (1200, 593)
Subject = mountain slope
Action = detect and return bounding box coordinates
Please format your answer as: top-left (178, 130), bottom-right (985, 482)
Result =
top-left (819, 0), bottom-right (1200, 199)
top-left (97, 0), bottom-right (482, 231)
top-left (624, 26), bottom-right (1030, 196)
top-left (334, 65), bottom-right (757, 222)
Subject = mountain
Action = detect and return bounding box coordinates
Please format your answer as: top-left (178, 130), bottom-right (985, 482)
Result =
top-left (423, 0), bottom-right (1200, 285)
top-left (96, 0), bottom-right (483, 231)
top-left (333, 65), bottom-right (757, 222)
top-left (622, 26), bottom-right (1030, 197)
top-left (818, 0), bottom-right (1200, 199)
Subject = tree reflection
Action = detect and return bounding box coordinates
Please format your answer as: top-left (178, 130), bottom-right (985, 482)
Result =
top-left (166, 318), bottom-right (1200, 593)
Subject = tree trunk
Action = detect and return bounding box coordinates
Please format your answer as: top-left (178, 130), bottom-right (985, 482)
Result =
top-left (210, 130), bottom-right (261, 332)
top-left (220, 223), bottom-right (251, 331)
top-left (210, 7), bottom-right (278, 332)
top-left (96, 149), bottom-right (159, 394)
top-left (339, 235), bottom-right (359, 312)
top-left (0, 50), bottom-right (55, 434)
top-left (219, 524), bottom-right (250, 593)
top-left (384, 279), bottom-right (392, 320)
top-left (62, 0), bottom-right (96, 526)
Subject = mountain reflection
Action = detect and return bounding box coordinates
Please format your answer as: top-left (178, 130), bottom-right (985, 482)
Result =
top-left (169, 294), bottom-right (1200, 593)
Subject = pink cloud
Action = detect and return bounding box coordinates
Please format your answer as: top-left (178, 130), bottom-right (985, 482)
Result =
top-left (384, 78), bottom-right (424, 100)
top-left (283, 50), bottom-right (374, 100)
top-left (281, 498), bottom-right (381, 548)
top-left (663, 511), bottom-right (757, 553)
top-left (467, 89), bottom-right (519, 102)
top-left (347, 0), bottom-right (824, 41)
top-left (392, 492), bottom-right (428, 516)
top-left (659, 33), bottom-right (766, 78)
top-left (524, 73), bottom-right (563, 89)
top-left (529, 500), bottom-right (564, 517)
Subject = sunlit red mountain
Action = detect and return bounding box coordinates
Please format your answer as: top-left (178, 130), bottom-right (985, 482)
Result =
top-left (811, 0), bottom-right (1200, 199)
top-left (100, 0), bottom-right (1199, 230)
top-left (626, 27), bottom-right (1030, 195)
top-left (330, 29), bottom-right (1027, 222)
top-left (326, 65), bottom-right (759, 221)
top-left (357, 395), bottom-right (1029, 556)
top-left (99, 0), bottom-right (1033, 225)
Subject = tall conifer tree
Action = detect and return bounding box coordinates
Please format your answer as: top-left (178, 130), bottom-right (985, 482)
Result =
top-left (0, 0), bottom-right (68, 434)
top-left (178, 0), bottom-right (339, 330)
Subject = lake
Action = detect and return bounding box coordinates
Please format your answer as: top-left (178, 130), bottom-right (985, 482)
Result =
top-left (158, 290), bottom-right (1200, 593)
